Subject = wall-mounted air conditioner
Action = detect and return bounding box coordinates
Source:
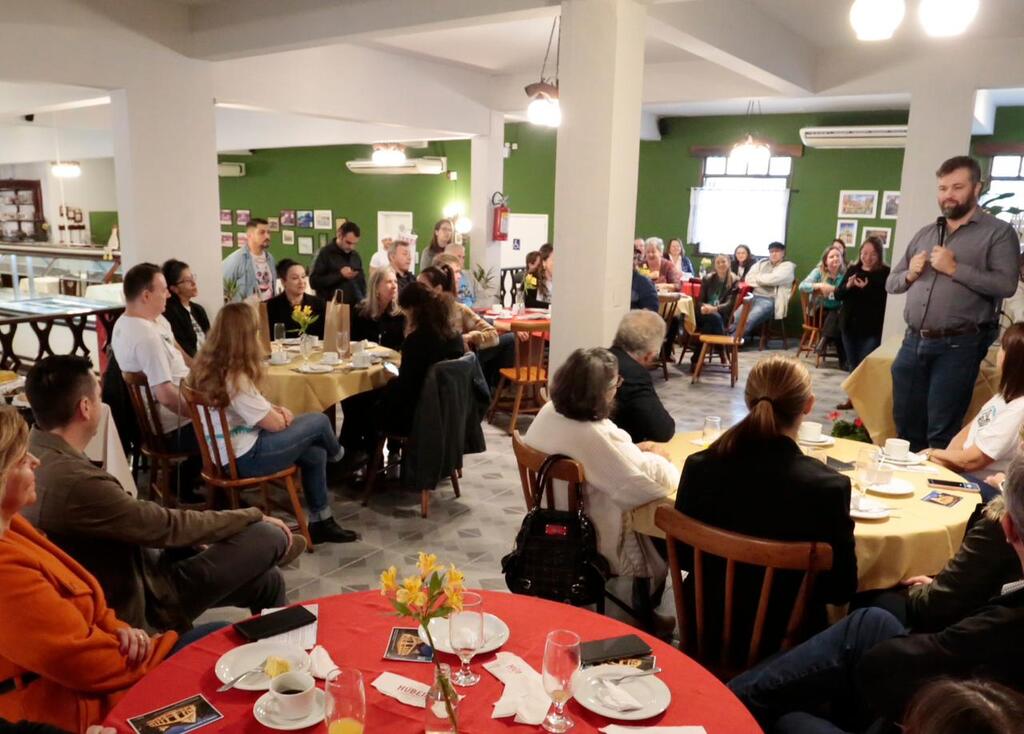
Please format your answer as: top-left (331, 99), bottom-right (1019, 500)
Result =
top-left (345, 156), bottom-right (447, 175)
top-left (799, 125), bottom-right (907, 149)
top-left (218, 162), bottom-right (246, 177)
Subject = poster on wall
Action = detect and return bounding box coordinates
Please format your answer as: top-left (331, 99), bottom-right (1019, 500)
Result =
top-left (863, 226), bottom-right (892, 248)
top-left (835, 219), bottom-right (858, 247)
top-left (313, 210), bottom-right (333, 230)
top-left (882, 191), bottom-right (900, 219)
top-left (237, 232), bottom-right (248, 248)
top-left (235, 209), bottom-right (251, 226)
top-left (220, 209), bottom-right (232, 225)
top-left (296, 210), bottom-right (314, 228)
top-left (268, 216), bottom-right (280, 232)
top-left (837, 190), bottom-right (878, 219)
top-left (282, 230), bottom-right (295, 245)
top-left (220, 232), bottom-right (234, 248)
top-left (297, 235), bottom-right (314, 255)
top-left (280, 210), bottom-right (296, 226)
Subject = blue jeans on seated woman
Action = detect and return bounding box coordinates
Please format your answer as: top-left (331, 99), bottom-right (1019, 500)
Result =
top-left (235, 413), bottom-right (342, 522)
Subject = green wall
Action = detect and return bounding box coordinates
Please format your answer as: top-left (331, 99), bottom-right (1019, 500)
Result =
top-left (218, 140), bottom-right (471, 269)
top-left (502, 123), bottom-right (557, 242)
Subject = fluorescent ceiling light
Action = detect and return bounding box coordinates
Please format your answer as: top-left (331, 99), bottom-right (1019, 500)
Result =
top-left (50, 161), bottom-right (81, 178)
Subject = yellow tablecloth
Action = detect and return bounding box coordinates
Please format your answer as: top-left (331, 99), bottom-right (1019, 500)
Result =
top-left (631, 431), bottom-right (978, 591)
top-left (659, 292), bottom-right (697, 334)
top-left (841, 338), bottom-right (1000, 446)
top-left (262, 347), bottom-right (397, 414)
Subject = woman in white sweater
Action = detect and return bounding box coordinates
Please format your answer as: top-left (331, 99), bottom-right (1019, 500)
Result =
top-left (524, 347), bottom-right (680, 581)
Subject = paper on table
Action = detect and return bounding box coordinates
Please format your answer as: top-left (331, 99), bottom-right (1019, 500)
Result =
top-left (484, 652), bottom-right (551, 726)
top-left (309, 645), bottom-right (338, 679)
top-left (260, 604), bottom-right (318, 650)
top-left (371, 671), bottom-right (430, 708)
top-left (599, 726), bottom-right (707, 734)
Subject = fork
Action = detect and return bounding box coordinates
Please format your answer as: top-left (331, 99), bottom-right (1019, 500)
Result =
top-left (602, 667), bottom-right (662, 684)
top-left (217, 657), bottom-right (268, 692)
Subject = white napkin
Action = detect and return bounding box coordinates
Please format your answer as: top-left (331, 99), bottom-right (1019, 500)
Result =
top-left (371, 672), bottom-right (430, 708)
top-left (484, 652), bottom-right (552, 725)
top-left (309, 645), bottom-right (338, 680)
top-left (590, 667), bottom-right (645, 712)
top-left (599, 727), bottom-right (707, 734)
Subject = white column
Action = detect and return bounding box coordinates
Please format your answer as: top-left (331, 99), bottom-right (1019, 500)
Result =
top-left (469, 110), bottom-right (506, 306)
top-left (110, 69), bottom-right (222, 315)
top-left (549, 0), bottom-right (647, 371)
top-left (882, 85), bottom-right (977, 341)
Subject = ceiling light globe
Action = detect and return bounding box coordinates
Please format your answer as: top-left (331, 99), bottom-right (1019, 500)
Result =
top-left (849, 0), bottom-right (906, 41)
top-left (919, 0), bottom-right (979, 37)
top-left (455, 217), bottom-right (473, 235)
top-left (527, 96), bottom-right (561, 128)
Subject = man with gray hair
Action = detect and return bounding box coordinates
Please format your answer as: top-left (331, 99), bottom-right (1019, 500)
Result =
top-left (444, 242), bottom-right (475, 307)
top-left (610, 309), bottom-right (675, 443)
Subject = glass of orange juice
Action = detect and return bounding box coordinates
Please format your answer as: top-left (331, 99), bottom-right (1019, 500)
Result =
top-left (325, 667), bottom-right (365, 734)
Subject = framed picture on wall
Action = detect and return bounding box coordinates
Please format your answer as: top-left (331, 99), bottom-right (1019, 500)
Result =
top-left (282, 229), bottom-right (295, 245)
top-left (835, 219), bottom-right (858, 247)
top-left (882, 191), bottom-right (900, 219)
top-left (280, 210), bottom-right (296, 227)
top-left (313, 210), bottom-right (333, 230)
top-left (297, 235), bottom-right (314, 255)
top-left (220, 232), bottom-right (234, 248)
top-left (268, 216), bottom-right (280, 232)
top-left (236, 232), bottom-right (248, 248)
top-left (837, 190), bottom-right (878, 218)
top-left (862, 226), bottom-right (892, 248)
top-left (219, 209), bottom-right (232, 225)
top-left (235, 209), bottom-right (251, 226)
top-left (296, 210), bottom-right (314, 228)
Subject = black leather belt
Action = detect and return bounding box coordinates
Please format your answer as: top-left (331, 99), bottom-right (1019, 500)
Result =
top-left (913, 324), bottom-right (983, 339)
top-left (0, 672), bottom-right (39, 695)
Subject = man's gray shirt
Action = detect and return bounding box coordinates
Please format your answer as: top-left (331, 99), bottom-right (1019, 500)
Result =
top-left (886, 209), bottom-right (1019, 332)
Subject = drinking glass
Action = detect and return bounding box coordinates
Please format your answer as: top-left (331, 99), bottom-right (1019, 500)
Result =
top-left (273, 323), bottom-right (286, 343)
top-left (324, 667), bottom-right (365, 734)
top-left (337, 329), bottom-right (351, 359)
top-left (702, 416), bottom-right (722, 445)
top-left (449, 591), bottom-right (483, 686)
top-left (542, 629), bottom-right (581, 733)
top-left (855, 446), bottom-right (881, 495)
top-left (299, 334), bottom-right (314, 369)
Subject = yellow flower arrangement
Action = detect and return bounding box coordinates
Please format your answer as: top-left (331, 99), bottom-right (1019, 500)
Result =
top-left (523, 273), bottom-right (538, 289)
top-left (291, 304), bottom-right (319, 335)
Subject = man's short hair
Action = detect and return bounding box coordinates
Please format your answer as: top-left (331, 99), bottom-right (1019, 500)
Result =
top-left (26, 355), bottom-right (96, 430)
top-left (612, 309), bottom-right (667, 356)
top-left (122, 263), bottom-right (161, 301)
top-left (339, 221), bottom-right (361, 238)
top-left (247, 217), bottom-right (269, 229)
top-left (768, 241), bottom-right (786, 251)
top-left (1004, 455), bottom-right (1024, 536)
top-left (936, 155), bottom-right (982, 185)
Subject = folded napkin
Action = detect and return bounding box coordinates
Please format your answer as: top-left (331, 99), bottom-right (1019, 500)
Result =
top-left (309, 645), bottom-right (339, 680)
top-left (599, 726), bottom-right (707, 734)
top-left (371, 672), bottom-right (430, 708)
top-left (589, 666), bottom-right (645, 712)
top-left (483, 652), bottom-right (552, 726)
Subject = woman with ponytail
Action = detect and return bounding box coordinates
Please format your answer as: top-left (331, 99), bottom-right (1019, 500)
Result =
top-left (673, 355), bottom-right (857, 658)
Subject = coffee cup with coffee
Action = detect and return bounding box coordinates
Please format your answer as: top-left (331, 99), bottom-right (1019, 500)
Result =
top-left (270, 671), bottom-right (316, 720)
top-left (884, 438), bottom-right (910, 460)
top-left (798, 421), bottom-right (823, 443)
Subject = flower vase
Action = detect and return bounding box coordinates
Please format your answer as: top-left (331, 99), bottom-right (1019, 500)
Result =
top-left (424, 663), bottom-right (459, 734)
top-left (299, 332), bottom-right (315, 370)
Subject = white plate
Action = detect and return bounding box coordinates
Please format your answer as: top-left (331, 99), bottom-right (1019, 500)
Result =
top-left (418, 613), bottom-right (510, 655)
top-left (881, 451), bottom-right (927, 466)
top-left (214, 642), bottom-right (311, 692)
top-left (850, 496), bottom-right (890, 520)
top-left (279, 338), bottom-right (301, 346)
top-left (797, 436), bottom-right (835, 447)
top-left (571, 665), bottom-right (671, 721)
top-left (867, 478), bottom-right (914, 497)
top-left (297, 364), bottom-right (333, 374)
top-left (253, 689), bottom-right (325, 731)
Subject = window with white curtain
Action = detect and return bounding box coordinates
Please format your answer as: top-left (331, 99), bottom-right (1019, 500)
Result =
top-left (687, 168), bottom-right (792, 257)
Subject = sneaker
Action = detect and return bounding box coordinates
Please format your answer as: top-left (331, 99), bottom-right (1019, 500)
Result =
top-left (278, 534), bottom-right (308, 566)
top-left (308, 517), bottom-right (359, 544)
top-left (836, 399), bottom-right (853, 410)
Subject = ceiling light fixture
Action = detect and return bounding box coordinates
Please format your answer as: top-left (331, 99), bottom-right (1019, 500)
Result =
top-left (729, 101), bottom-right (771, 168)
top-left (370, 144), bottom-right (406, 166)
top-left (849, 0), bottom-right (906, 41)
top-left (525, 16), bottom-right (561, 128)
top-left (50, 161), bottom-right (81, 179)
top-left (919, 0), bottom-right (979, 37)
top-left (454, 217), bottom-right (473, 235)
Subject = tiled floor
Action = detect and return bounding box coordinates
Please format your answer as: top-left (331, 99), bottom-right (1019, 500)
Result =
top-left (198, 342), bottom-right (853, 626)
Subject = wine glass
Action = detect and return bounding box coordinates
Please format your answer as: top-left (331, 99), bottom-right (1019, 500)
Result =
top-left (702, 416), bottom-right (722, 445)
top-left (273, 323), bottom-right (286, 343)
top-left (542, 629), bottom-right (581, 733)
top-left (449, 591), bottom-right (483, 686)
top-left (324, 667), bottom-right (365, 734)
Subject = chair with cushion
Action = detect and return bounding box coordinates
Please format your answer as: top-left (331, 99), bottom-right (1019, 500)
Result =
top-left (692, 295), bottom-right (753, 387)
top-left (121, 371), bottom-right (191, 507)
top-left (486, 321), bottom-right (549, 435)
top-left (758, 281), bottom-right (799, 350)
top-left (655, 505), bottom-right (833, 679)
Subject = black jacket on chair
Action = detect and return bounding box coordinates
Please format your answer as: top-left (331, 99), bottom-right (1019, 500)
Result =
top-left (162, 296), bottom-right (209, 358)
top-left (610, 346), bottom-right (674, 443)
top-left (385, 329), bottom-right (465, 436)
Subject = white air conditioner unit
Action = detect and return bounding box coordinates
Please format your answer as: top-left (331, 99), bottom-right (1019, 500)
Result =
top-left (345, 156), bottom-right (447, 176)
top-left (218, 161), bottom-right (246, 177)
top-left (799, 125), bottom-right (908, 149)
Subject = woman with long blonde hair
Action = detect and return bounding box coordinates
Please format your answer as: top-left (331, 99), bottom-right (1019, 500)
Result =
top-left (353, 266), bottom-right (405, 350)
top-left (188, 303), bottom-right (356, 545)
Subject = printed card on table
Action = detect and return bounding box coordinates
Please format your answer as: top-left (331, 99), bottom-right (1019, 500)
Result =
top-left (583, 655), bottom-right (657, 671)
top-left (383, 626), bottom-right (433, 663)
top-left (922, 490), bottom-right (962, 507)
top-left (127, 694), bottom-right (222, 734)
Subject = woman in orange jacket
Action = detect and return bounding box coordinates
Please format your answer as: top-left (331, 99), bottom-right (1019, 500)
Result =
top-left (0, 407), bottom-right (179, 733)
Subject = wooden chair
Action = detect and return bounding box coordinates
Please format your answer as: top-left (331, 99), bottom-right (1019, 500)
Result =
top-left (487, 321), bottom-right (549, 435)
top-left (362, 433), bottom-right (461, 518)
top-left (758, 281), bottom-right (799, 350)
top-left (121, 371), bottom-right (191, 507)
top-left (655, 505), bottom-right (833, 677)
top-left (181, 384), bottom-right (313, 549)
top-left (796, 291), bottom-right (824, 361)
top-left (691, 295), bottom-right (753, 387)
top-left (652, 294), bottom-right (680, 381)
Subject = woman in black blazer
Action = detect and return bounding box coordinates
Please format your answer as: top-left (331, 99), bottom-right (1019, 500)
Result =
top-left (161, 259), bottom-right (209, 359)
top-left (673, 355), bottom-right (857, 660)
top-left (352, 266), bottom-right (406, 350)
top-left (265, 259), bottom-right (326, 339)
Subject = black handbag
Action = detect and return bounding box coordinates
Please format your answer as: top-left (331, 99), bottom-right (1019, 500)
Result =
top-left (501, 454), bottom-right (610, 606)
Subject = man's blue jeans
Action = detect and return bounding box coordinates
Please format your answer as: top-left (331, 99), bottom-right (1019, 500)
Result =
top-left (891, 328), bottom-right (996, 451)
top-left (728, 608), bottom-right (905, 733)
top-left (739, 295), bottom-right (775, 339)
top-left (235, 413), bottom-right (341, 521)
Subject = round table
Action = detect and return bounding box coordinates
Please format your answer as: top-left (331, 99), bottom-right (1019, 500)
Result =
top-left (261, 347), bottom-right (398, 415)
top-left (631, 432), bottom-right (979, 592)
top-left (105, 591), bottom-right (760, 733)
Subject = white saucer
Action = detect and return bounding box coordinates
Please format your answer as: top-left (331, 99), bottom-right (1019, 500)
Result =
top-left (418, 613), bottom-right (510, 655)
top-left (215, 642), bottom-right (310, 692)
top-left (867, 478), bottom-right (914, 497)
top-left (253, 689), bottom-right (325, 731)
top-left (798, 436), bottom-right (835, 447)
top-left (881, 451), bottom-right (927, 466)
top-left (850, 496), bottom-right (890, 520)
top-left (571, 665), bottom-right (671, 721)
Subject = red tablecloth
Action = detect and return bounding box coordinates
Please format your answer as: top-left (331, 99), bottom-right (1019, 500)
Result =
top-left (105, 591), bottom-right (760, 733)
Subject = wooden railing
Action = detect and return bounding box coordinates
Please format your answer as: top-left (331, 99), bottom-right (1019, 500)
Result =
top-left (498, 267), bottom-right (527, 308)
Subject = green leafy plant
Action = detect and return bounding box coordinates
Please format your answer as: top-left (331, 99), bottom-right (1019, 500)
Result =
top-left (223, 277), bottom-right (239, 303)
top-left (826, 410), bottom-right (871, 443)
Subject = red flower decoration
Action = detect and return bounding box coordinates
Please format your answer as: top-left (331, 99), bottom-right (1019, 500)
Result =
top-left (826, 411), bottom-right (841, 422)
top-left (854, 418), bottom-right (864, 428)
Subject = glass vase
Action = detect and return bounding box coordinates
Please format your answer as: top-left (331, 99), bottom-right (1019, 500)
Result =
top-left (424, 663), bottom-right (459, 734)
top-left (299, 332), bottom-right (315, 370)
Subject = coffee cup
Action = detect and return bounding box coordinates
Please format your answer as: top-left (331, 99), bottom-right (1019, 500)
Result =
top-left (270, 351), bottom-right (290, 365)
top-left (798, 421), bottom-right (822, 442)
top-left (270, 671), bottom-right (316, 720)
top-left (352, 351), bottom-right (373, 369)
top-left (321, 352), bottom-right (339, 365)
top-left (884, 438), bottom-right (910, 460)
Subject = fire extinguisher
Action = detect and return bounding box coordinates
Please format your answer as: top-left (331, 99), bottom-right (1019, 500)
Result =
top-left (491, 192), bottom-right (510, 241)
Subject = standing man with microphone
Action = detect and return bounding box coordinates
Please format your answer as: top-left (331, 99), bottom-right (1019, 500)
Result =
top-left (887, 156), bottom-right (1020, 451)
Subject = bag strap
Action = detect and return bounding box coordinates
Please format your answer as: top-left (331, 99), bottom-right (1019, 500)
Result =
top-left (531, 453), bottom-right (573, 509)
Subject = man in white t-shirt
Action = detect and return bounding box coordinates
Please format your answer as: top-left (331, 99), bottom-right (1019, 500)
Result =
top-left (222, 218), bottom-right (277, 302)
top-left (369, 237), bottom-right (393, 272)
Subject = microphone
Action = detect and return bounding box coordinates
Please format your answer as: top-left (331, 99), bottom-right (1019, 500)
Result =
top-left (936, 216), bottom-right (947, 247)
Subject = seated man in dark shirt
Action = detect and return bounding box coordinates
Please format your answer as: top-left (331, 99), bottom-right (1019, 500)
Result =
top-left (631, 268), bottom-right (659, 312)
top-left (609, 310), bottom-right (674, 443)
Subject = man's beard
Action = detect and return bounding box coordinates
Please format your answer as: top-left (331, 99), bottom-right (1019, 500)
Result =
top-left (941, 196), bottom-right (977, 220)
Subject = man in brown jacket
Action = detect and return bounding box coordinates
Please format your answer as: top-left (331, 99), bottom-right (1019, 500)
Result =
top-left (21, 355), bottom-right (305, 632)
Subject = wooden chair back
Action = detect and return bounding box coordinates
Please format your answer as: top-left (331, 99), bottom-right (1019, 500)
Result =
top-left (180, 383), bottom-right (242, 483)
top-left (730, 295), bottom-right (755, 344)
top-left (655, 505), bottom-right (833, 672)
top-left (121, 371), bottom-right (172, 456)
top-left (510, 321), bottom-right (549, 383)
top-left (657, 294), bottom-right (679, 325)
top-left (800, 291), bottom-right (824, 330)
top-left (511, 430), bottom-right (585, 511)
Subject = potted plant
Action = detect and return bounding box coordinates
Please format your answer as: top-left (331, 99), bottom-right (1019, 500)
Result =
top-left (826, 410), bottom-right (871, 443)
top-left (471, 264), bottom-right (498, 308)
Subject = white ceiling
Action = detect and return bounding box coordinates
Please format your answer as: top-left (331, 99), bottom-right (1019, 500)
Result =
top-left (645, 92), bottom-right (911, 118)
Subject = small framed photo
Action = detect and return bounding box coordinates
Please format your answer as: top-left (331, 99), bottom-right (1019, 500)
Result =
top-left (282, 229), bottom-right (295, 245)
top-left (837, 190), bottom-right (878, 219)
top-left (296, 210), bottom-right (314, 228)
top-left (313, 209), bottom-right (333, 230)
top-left (297, 235), bottom-right (314, 255)
top-left (280, 209), bottom-right (296, 227)
top-left (335, 217), bottom-right (348, 230)
top-left (835, 219), bottom-right (858, 248)
top-left (268, 216), bottom-right (280, 232)
top-left (862, 226), bottom-right (892, 248)
top-left (220, 232), bottom-right (234, 248)
top-left (235, 209), bottom-right (251, 226)
top-left (318, 233), bottom-right (328, 249)
top-left (882, 191), bottom-right (900, 219)
top-left (219, 209), bottom-right (232, 225)
top-left (236, 232), bottom-right (248, 248)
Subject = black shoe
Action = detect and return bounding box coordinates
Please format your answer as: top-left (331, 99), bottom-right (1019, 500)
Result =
top-left (308, 518), bottom-right (359, 544)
